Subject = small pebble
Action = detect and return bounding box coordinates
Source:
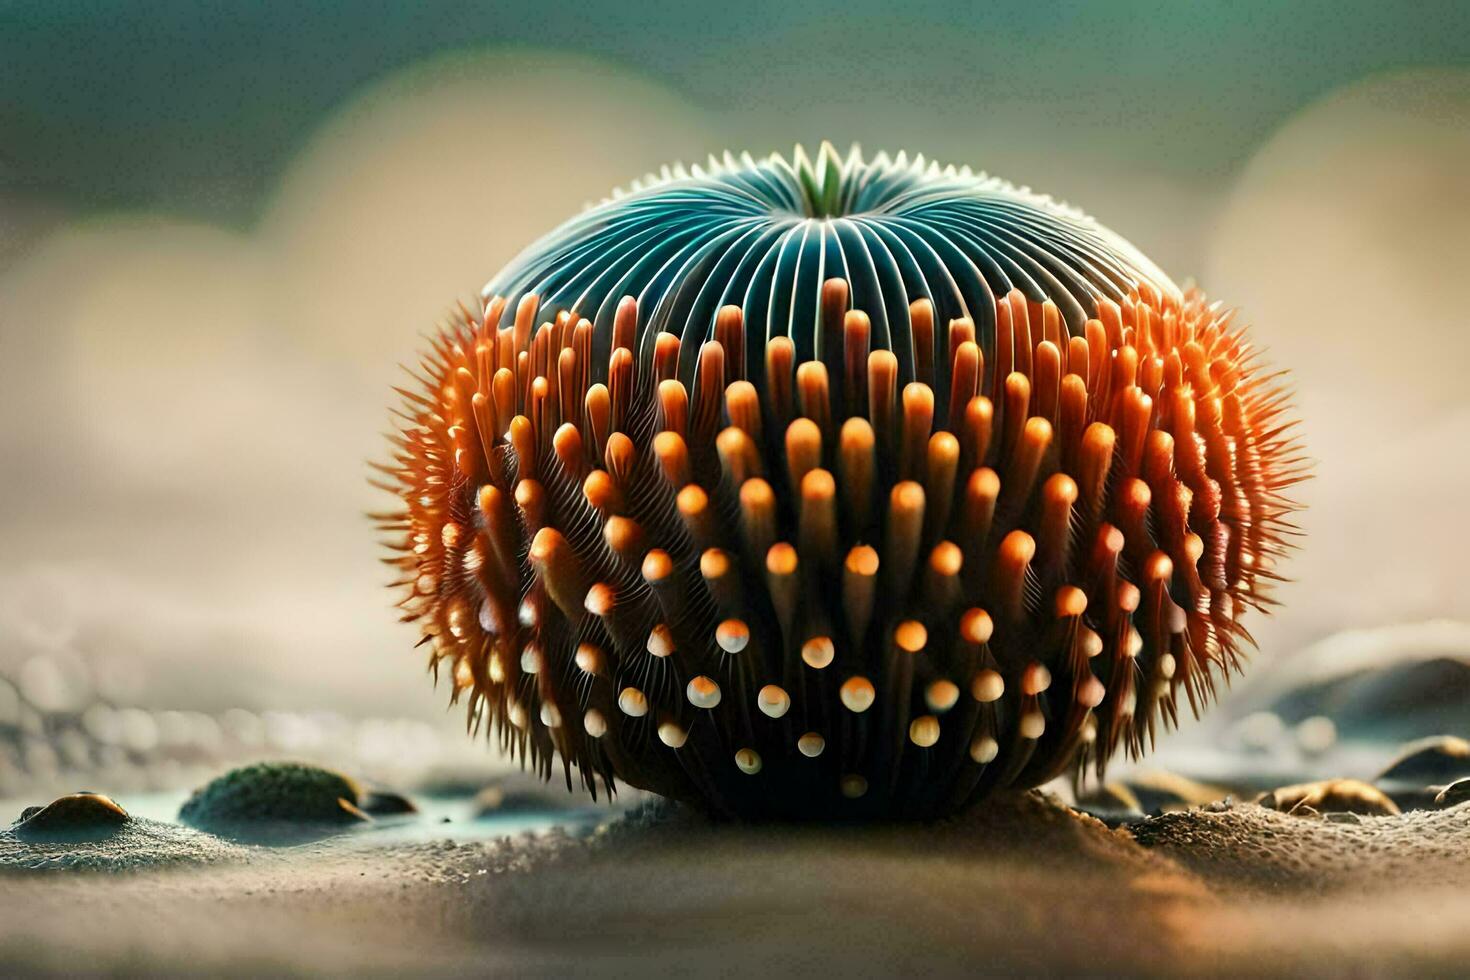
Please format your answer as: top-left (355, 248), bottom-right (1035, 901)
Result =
top-left (179, 762), bottom-right (371, 842)
top-left (12, 793), bottom-right (130, 842)
top-left (1376, 736), bottom-right (1470, 810)
top-left (1433, 778), bottom-right (1470, 810)
top-left (359, 789), bottom-right (418, 816)
top-left (1257, 779), bottom-right (1399, 817)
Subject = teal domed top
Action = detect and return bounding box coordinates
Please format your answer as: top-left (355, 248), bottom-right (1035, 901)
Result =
top-left (484, 142), bottom-right (1175, 390)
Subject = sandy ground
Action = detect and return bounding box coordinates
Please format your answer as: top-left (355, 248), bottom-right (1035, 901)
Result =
top-left (3, 792), bottom-right (1470, 978)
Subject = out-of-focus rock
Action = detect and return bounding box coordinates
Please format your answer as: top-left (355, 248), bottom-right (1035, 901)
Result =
top-left (1434, 778), bottom-right (1470, 809)
top-left (1258, 779), bottom-right (1400, 817)
top-left (179, 761), bottom-right (372, 842)
top-left (1226, 622), bottom-right (1470, 745)
top-left (1431, 777), bottom-right (1470, 810)
top-left (359, 788), bottom-right (417, 816)
top-left (1376, 736), bottom-right (1470, 810)
top-left (11, 792), bottom-right (130, 841)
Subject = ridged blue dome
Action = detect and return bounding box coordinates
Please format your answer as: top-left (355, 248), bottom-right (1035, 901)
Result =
top-left (484, 143), bottom-right (1175, 393)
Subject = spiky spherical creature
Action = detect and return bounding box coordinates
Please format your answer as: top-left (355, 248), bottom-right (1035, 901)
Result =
top-left (379, 144), bottom-right (1303, 819)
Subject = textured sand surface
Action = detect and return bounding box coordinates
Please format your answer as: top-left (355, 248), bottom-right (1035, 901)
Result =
top-left (2, 793), bottom-right (1468, 977)
top-left (0, 816), bottom-right (248, 872)
top-left (1130, 798), bottom-right (1470, 890)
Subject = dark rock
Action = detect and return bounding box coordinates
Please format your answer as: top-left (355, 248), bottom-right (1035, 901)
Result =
top-left (1258, 779), bottom-right (1400, 817)
top-left (179, 762), bottom-right (371, 842)
top-left (12, 793), bottom-right (130, 841)
top-left (1272, 657), bottom-right (1470, 740)
top-left (1376, 736), bottom-right (1470, 810)
top-left (1379, 735), bottom-right (1470, 782)
top-left (1433, 778), bottom-right (1470, 809)
top-left (358, 789), bottom-right (418, 816)
top-left (1229, 623), bottom-right (1470, 745)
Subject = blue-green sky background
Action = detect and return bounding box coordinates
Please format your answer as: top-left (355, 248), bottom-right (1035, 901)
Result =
top-left (1, 2), bottom-right (1467, 723)
top-left (5, 0), bottom-right (1469, 223)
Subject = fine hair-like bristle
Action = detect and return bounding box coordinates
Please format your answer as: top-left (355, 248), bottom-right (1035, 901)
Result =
top-left (378, 145), bottom-right (1304, 820)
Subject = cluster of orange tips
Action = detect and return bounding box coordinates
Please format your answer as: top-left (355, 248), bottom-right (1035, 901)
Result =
top-left (377, 145), bottom-right (1304, 819)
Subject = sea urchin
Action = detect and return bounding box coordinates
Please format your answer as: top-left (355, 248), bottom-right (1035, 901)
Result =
top-left (378, 144), bottom-right (1303, 819)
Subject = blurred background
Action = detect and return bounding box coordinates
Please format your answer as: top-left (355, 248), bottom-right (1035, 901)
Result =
top-left (2, 1), bottom-right (1468, 799)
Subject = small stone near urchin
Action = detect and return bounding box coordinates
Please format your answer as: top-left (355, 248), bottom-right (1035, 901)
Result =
top-left (1376, 736), bottom-right (1470, 809)
top-left (177, 762), bottom-right (378, 842)
top-left (380, 142), bottom-right (1305, 820)
top-left (1434, 778), bottom-right (1470, 810)
top-left (358, 788), bottom-right (418, 816)
top-left (12, 793), bottom-right (129, 842)
top-left (1258, 779), bottom-right (1400, 818)
top-left (1378, 735), bottom-right (1470, 786)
